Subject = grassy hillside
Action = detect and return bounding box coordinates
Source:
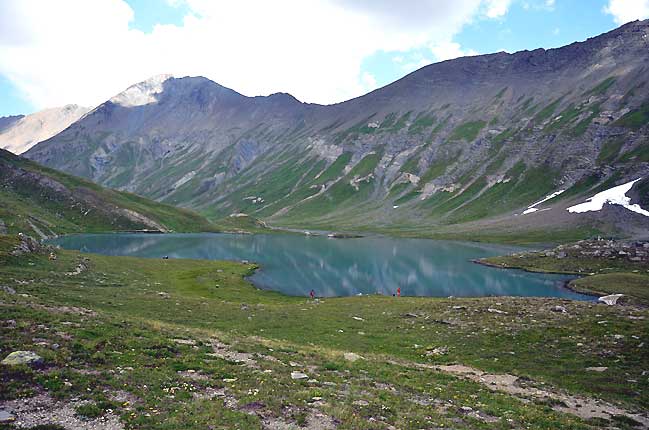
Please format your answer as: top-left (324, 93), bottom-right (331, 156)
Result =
top-left (0, 149), bottom-right (216, 236)
top-left (24, 21), bottom-right (649, 241)
top-left (1, 236), bottom-right (648, 429)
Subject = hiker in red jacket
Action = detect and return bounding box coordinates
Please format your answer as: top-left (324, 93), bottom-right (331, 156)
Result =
top-left (310, 289), bottom-right (315, 300)
top-left (397, 287), bottom-right (401, 297)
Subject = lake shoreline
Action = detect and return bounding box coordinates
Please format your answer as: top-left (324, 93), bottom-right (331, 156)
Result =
top-left (49, 232), bottom-right (587, 300)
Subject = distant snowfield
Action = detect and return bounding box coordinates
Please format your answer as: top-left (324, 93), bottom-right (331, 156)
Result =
top-left (522, 189), bottom-right (565, 215)
top-left (567, 178), bottom-right (649, 217)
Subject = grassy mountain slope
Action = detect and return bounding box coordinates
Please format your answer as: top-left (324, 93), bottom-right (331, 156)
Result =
top-left (25, 20), bottom-right (649, 239)
top-left (0, 149), bottom-right (216, 237)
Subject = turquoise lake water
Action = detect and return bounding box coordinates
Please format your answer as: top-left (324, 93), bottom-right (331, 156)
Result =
top-left (51, 233), bottom-right (588, 299)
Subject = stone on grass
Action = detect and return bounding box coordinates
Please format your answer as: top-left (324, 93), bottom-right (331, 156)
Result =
top-left (598, 294), bottom-right (623, 305)
top-left (426, 346), bottom-right (449, 356)
top-left (551, 305), bottom-right (567, 313)
top-left (0, 410), bottom-right (15, 424)
top-left (343, 352), bottom-right (364, 362)
top-left (291, 371), bottom-right (308, 380)
top-left (2, 351), bottom-right (43, 366)
top-left (0, 286), bottom-right (16, 295)
top-left (586, 366), bottom-right (608, 372)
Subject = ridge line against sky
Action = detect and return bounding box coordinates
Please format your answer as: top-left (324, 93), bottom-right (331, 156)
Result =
top-left (0, 0), bottom-right (648, 117)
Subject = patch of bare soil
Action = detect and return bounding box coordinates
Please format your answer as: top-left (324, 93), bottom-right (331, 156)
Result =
top-left (261, 410), bottom-right (337, 430)
top-left (208, 338), bottom-right (261, 368)
top-left (1, 394), bottom-right (124, 430)
top-left (393, 360), bottom-right (649, 427)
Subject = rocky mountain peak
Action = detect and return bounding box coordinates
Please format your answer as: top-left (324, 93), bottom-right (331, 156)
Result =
top-left (109, 74), bottom-right (174, 107)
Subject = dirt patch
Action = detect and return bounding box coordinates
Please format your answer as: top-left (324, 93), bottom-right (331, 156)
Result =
top-left (0, 301), bottom-right (97, 317)
top-left (26, 303), bottom-right (97, 317)
top-left (262, 410), bottom-right (337, 430)
top-left (0, 394), bottom-right (124, 429)
top-left (207, 338), bottom-right (260, 368)
top-left (392, 360), bottom-right (649, 427)
top-left (177, 369), bottom-right (209, 381)
top-left (192, 386), bottom-right (228, 401)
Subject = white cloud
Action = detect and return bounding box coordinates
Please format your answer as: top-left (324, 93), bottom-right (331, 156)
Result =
top-left (360, 72), bottom-right (377, 91)
top-left (401, 57), bottom-right (435, 74)
top-left (604, 0), bottom-right (649, 24)
top-left (484, 0), bottom-right (513, 18)
top-left (0, 0), bottom-right (508, 110)
top-left (429, 41), bottom-right (479, 62)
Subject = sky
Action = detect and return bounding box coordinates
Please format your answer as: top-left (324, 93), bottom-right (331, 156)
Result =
top-left (0, 0), bottom-right (648, 117)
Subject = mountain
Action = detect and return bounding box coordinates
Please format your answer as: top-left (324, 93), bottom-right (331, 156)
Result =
top-left (0, 115), bottom-right (24, 133)
top-left (0, 148), bottom-right (216, 238)
top-left (0, 104), bottom-right (90, 155)
top-left (25, 20), bottom-right (649, 240)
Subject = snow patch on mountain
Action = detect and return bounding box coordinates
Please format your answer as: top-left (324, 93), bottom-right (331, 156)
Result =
top-left (567, 178), bottom-right (649, 217)
top-left (110, 74), bottom-right (173, 107)
top-left (522, 189), bottom-right (565, 215)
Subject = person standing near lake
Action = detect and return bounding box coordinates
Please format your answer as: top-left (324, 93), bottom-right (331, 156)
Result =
top-left (310, 289), bottom-right (315, 300)
top-left (397, 287), bottom-right (401, 297)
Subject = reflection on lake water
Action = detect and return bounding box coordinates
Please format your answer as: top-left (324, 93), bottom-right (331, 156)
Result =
top-left (51, 233), bottom-right (588, 299)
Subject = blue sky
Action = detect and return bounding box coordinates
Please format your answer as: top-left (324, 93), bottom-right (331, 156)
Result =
top-left (0, 0), bottom-right (644, 117)
top-left (361, 0), bottom-right (619, 91)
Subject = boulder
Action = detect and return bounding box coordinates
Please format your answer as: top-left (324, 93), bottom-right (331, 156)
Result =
top-left (0, 410), bottom-right (15, 424)
top-left (11, 233), bottom-right (44, 256)
top-left (2, 351), bottom-right (43, 366)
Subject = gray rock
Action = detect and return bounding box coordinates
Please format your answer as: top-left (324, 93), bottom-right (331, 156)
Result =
top-left (290, 371), bottom-right (308, 380)
top-left (11, 233), bottom-right (43, 256)
top-left (343, 352), bottom-right (364, 362)
top-left (0, 286), bottom-right (16, 294)
top-left (0, 410), bottom-right (15, 424)
top-left (426, 346), bottom-right (449, 356)
top-left (2, 351), bottom-right (43, 366)
top-left (551, 305), bottom-right (567, 313)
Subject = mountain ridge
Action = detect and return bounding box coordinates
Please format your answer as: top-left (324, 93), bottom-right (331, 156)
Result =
top-left (0, 104), bottom-right (90, 155)
top-left (25, 19), bottom-right (649, 240)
